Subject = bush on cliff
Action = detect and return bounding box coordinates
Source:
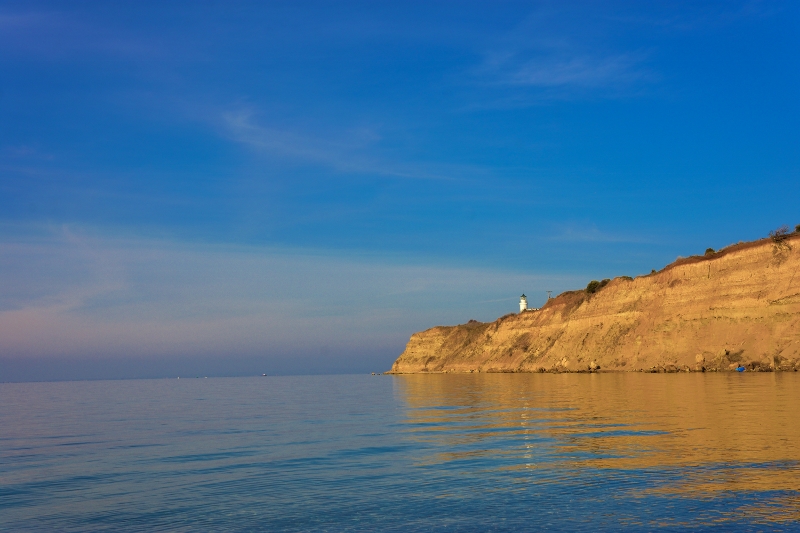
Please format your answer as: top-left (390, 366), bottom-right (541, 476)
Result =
top-left (771, 225), bottom-right (793, 253)
top-left (585, 279), bottom-right (610, 294)
top-left (770, 225), bottom-right (790, 242)
top-left (705, 248), bottom-right (714, 256)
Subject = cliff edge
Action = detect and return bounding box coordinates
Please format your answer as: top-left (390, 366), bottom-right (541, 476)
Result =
top-left (390, 233), bottom-right (800, 373)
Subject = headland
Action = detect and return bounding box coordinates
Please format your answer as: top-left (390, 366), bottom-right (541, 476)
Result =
top-left (389, 231), bottom-right (800, 373)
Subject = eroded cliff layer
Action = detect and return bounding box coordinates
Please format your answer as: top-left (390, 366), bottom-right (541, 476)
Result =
top-left (390, 235), bottom-right (800, 373)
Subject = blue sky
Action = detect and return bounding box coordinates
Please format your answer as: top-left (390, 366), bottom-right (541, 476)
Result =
top-left (1, 1), bottom-right (798, 379)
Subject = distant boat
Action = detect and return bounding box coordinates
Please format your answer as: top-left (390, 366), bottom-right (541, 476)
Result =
top-left (262, 373), bottom-right (267, 376)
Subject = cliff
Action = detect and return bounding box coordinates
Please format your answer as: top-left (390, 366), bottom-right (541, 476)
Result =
top-left (390, 233), bottom-right (800, 373)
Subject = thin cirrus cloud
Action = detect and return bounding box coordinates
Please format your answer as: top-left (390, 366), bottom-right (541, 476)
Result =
top-left (471, 47), bottom-right (656, 102)
top-left (0, 225), bottom-right (579, 366)
top-left (0, 8), bottom-right (162, 61)
top-left (505, 53), bottom-right (652, 89)
top-left (222, 110), bottom-right (381, 168)
top-left (465, 6), bottom-right (658, 103)
top-left (221, 109), bottom-right (466, 181)
top-left (549, 223), bottom-right (651, 244)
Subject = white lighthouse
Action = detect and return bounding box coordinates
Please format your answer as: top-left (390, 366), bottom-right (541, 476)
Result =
top-left (519, 294), bottom-right (528, 313)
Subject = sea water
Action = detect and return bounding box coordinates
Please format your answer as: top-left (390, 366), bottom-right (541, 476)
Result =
top-left (1, 373), bottom-right (799, 532)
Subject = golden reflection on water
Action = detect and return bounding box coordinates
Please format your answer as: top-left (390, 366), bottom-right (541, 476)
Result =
top-left (393, 373), bottom-right (800, 522)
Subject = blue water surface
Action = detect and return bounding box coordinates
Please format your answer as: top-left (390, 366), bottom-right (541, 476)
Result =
top-left (1, 373), bottom-right (799, 531)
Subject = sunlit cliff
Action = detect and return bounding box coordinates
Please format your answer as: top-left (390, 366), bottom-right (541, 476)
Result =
top-left (390, 233), bottom-right (800, 373)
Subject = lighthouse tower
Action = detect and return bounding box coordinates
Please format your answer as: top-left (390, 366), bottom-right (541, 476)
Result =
top-left (519, 294), bottom-right (528, 313)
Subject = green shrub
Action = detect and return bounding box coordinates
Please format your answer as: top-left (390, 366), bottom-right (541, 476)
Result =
top-left (705, 248), bottom-right (714, 256)
top-left (796, 224), bottom-right (800, 233)
top-left (585, 279), bottom-right (610, 294)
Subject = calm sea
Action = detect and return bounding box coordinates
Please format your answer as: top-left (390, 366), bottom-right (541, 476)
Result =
top-left (2, 373), bottom-right (799, 532)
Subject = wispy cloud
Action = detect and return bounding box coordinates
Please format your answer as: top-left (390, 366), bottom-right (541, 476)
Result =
top-left (607, 0), bottom-right (781, 32)
top-left (462, 7), bottom-right (660, 105)
top-left (223, 110), bottom-right (379, 168)
top-left (471, 46), bottom-right (655, 104)
top-left (0, 11), bottom-right (40, 30)
top-left (548, 223), bottom-right (651, 244)
top-left (221, 109), bottom-right (473, 181)
top-left (503, 52), bottom-right (650, 89)
top-left (0, 225), bottom-right (580, 362)
top-left (0, 7), bottom-right (162, 61)
top-left (0, 145), bottom-right (54, 161)
top-left (471, 0), bottom-right (777, 101)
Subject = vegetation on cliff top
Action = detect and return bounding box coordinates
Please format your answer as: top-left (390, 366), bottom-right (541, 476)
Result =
top-left (392, 230), bottom-right (800, 374)
top-left (443, 228), bottom-right (800, 332)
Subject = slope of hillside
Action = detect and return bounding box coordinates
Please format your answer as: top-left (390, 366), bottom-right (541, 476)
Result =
top-left (389, 234), bottom-right (800, 373)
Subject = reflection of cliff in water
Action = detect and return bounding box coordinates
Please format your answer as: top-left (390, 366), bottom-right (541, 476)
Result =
top-left (393, 373), bottom-right (800, 523)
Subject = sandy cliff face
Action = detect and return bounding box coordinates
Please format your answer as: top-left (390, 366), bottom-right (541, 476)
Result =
top-left (390, 235), bottom-right (800, 373)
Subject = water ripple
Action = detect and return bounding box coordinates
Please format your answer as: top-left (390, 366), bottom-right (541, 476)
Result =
top-left (2, 373), bottom-right (800, 531)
